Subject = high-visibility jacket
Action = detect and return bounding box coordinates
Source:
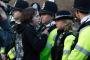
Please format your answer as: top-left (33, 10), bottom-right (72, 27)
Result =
top-left (62, 35), bottom-right (75, 60)
top-left (7, 47), bottom-right (15, 60)
top-left (68, 20), bottom-right (90, 60)
top-left (0, 47), bottom-right (5, 54)
top-left (40, 28), bottom-right (57, 60)
top-left (50, 30), bottom-right (74, 60)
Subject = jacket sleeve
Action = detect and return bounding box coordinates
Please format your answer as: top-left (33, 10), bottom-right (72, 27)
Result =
top-left (68, 26), bottom-right (90, 60)
top-left (23, 26), bottom-right (48, 53)
top-left (0, 27), bottom-right (5, 47)
top-left (0, 20), bottom-right (11, 31)
top-left (0, 20), bottom-right (13, 53)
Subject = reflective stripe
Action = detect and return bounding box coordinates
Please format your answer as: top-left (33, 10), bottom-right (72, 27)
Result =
top-left (63, 50), bottom-right (70, 54)
top-left (53, 35), bottom-right (56, 41)
top-left (0, 27), bottom-right (2, 30)
top-left (47, 35), bottom-right (57, 48)
top-left (75, 44), bottom-right (90, 56)
top-left (55, 15), bottom-right (72, 19)
top-left (46, 41), bottom-right (52, 48)
top-left (8, 47), bottom-right (15, 59)
top-left (0, 47), bottom-right (5, 54)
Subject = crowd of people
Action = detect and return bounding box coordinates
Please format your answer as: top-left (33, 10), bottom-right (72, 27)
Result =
top-left (0, 0), bottom-right (90, 60)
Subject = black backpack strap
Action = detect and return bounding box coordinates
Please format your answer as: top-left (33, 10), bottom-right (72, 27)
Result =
top-left (78, 21), bottom-right (90, 32)
top-left (51, 30), bottom-right (73, 60)
top-left (71, 32), bottom-right (79, 50)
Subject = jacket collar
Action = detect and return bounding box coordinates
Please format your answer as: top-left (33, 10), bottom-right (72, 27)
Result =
top-left (81, 15), bottom-right (90, 24)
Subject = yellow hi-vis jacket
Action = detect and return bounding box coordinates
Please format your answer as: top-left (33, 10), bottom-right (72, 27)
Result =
top-left (0, 47), bottom-right (5, 54)
top-left (68, 26), bottom-right (90, 60)
top-left (40, 28), bottom-right (57, 60)
top-left (62, 35), bottom-right (75, 60)
top-left (7, 47), bottom-right (15, 60)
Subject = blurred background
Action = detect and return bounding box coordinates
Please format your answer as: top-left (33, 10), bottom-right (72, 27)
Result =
top-left (9, 0), bottom-right (74, 10)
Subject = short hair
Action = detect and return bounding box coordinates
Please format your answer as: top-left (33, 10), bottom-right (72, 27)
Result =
top-left (79, 10), bottom-right (89, 14)
top-left (64, 19), bottom-right (74, 31)
top-left (12, 8), bottom-right (23, 15)
top-left (13, 8), bottom-right (23, 12)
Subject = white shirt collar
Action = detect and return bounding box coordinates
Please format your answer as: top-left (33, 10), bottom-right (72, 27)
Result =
top-left (81, 15), bottom-right (90, 24)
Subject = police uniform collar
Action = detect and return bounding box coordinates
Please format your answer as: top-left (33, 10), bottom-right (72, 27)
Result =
top-left (81, 15), bottom-right (90, 24)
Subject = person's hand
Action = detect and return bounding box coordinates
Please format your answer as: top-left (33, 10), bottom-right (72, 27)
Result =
top-left (0, 7), bottom-right (7, 20)
top-left (1, 54), bottom-right (7, 60)
top-left (42, 28), bottom-right (49, 35)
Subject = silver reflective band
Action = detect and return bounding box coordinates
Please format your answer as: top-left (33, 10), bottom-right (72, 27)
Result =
top-left (48, 0), bottom-right (55, 2)
top-left (46, 41), bottom-right (52, 48)
top-left (75, 44), bottom-right (90, 56)
top-left (53, 35), bottom-right (56, 41)
top-left (63, 50), bottom-right (70, 54)
top-left (55, 15), bottom-right (72, 19)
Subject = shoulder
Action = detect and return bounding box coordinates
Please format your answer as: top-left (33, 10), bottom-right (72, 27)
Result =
top-left (79, 26), bottom-right (90, 35)
top-left (49, 28), bottom-right (57, 37)
top-left (50, 28), bottom-right (57, 34)
top-left (78, 26), bottom-right (90, 45)
top-left (23, 24), bottom-right (37, 34)
top-left (65, 35), bottom-right (75, 41)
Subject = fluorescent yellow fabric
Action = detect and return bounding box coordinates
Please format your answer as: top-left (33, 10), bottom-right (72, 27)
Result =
top-left (40, 28), bottom-right (57, 60)
top-left (8, 47), bottom-right (15, 60)
top-left (0, 47), bottom-right (5, 54)
top-left (62, 35), bottom-right (75, 60)
top-left (68, 26), bottom-right (90, 60)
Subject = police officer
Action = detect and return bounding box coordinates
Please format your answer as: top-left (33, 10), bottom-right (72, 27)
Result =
top-left (68, 0), bottom-right (90, 60)
top-left (51, 10), bottom-right (74, 60)
top-left (40, 1), bottom-right (57, 60)
top-left (38, 1), bottom-right (57, 35)
top-left (40, 28), bottom-right (58, 60)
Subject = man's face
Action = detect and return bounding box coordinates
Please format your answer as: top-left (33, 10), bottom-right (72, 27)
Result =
top-left (40, 14), bottom-right (52, 24)
top-left (13, 11), bottom-right (22, 21)
top-left (55, 20), bottom-right (66, 30)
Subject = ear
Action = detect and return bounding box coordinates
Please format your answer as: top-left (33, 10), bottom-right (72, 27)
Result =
top-left (76, 10), bottom-right (79, 16)
top-left (75, 10), bottom-right (80, 18)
